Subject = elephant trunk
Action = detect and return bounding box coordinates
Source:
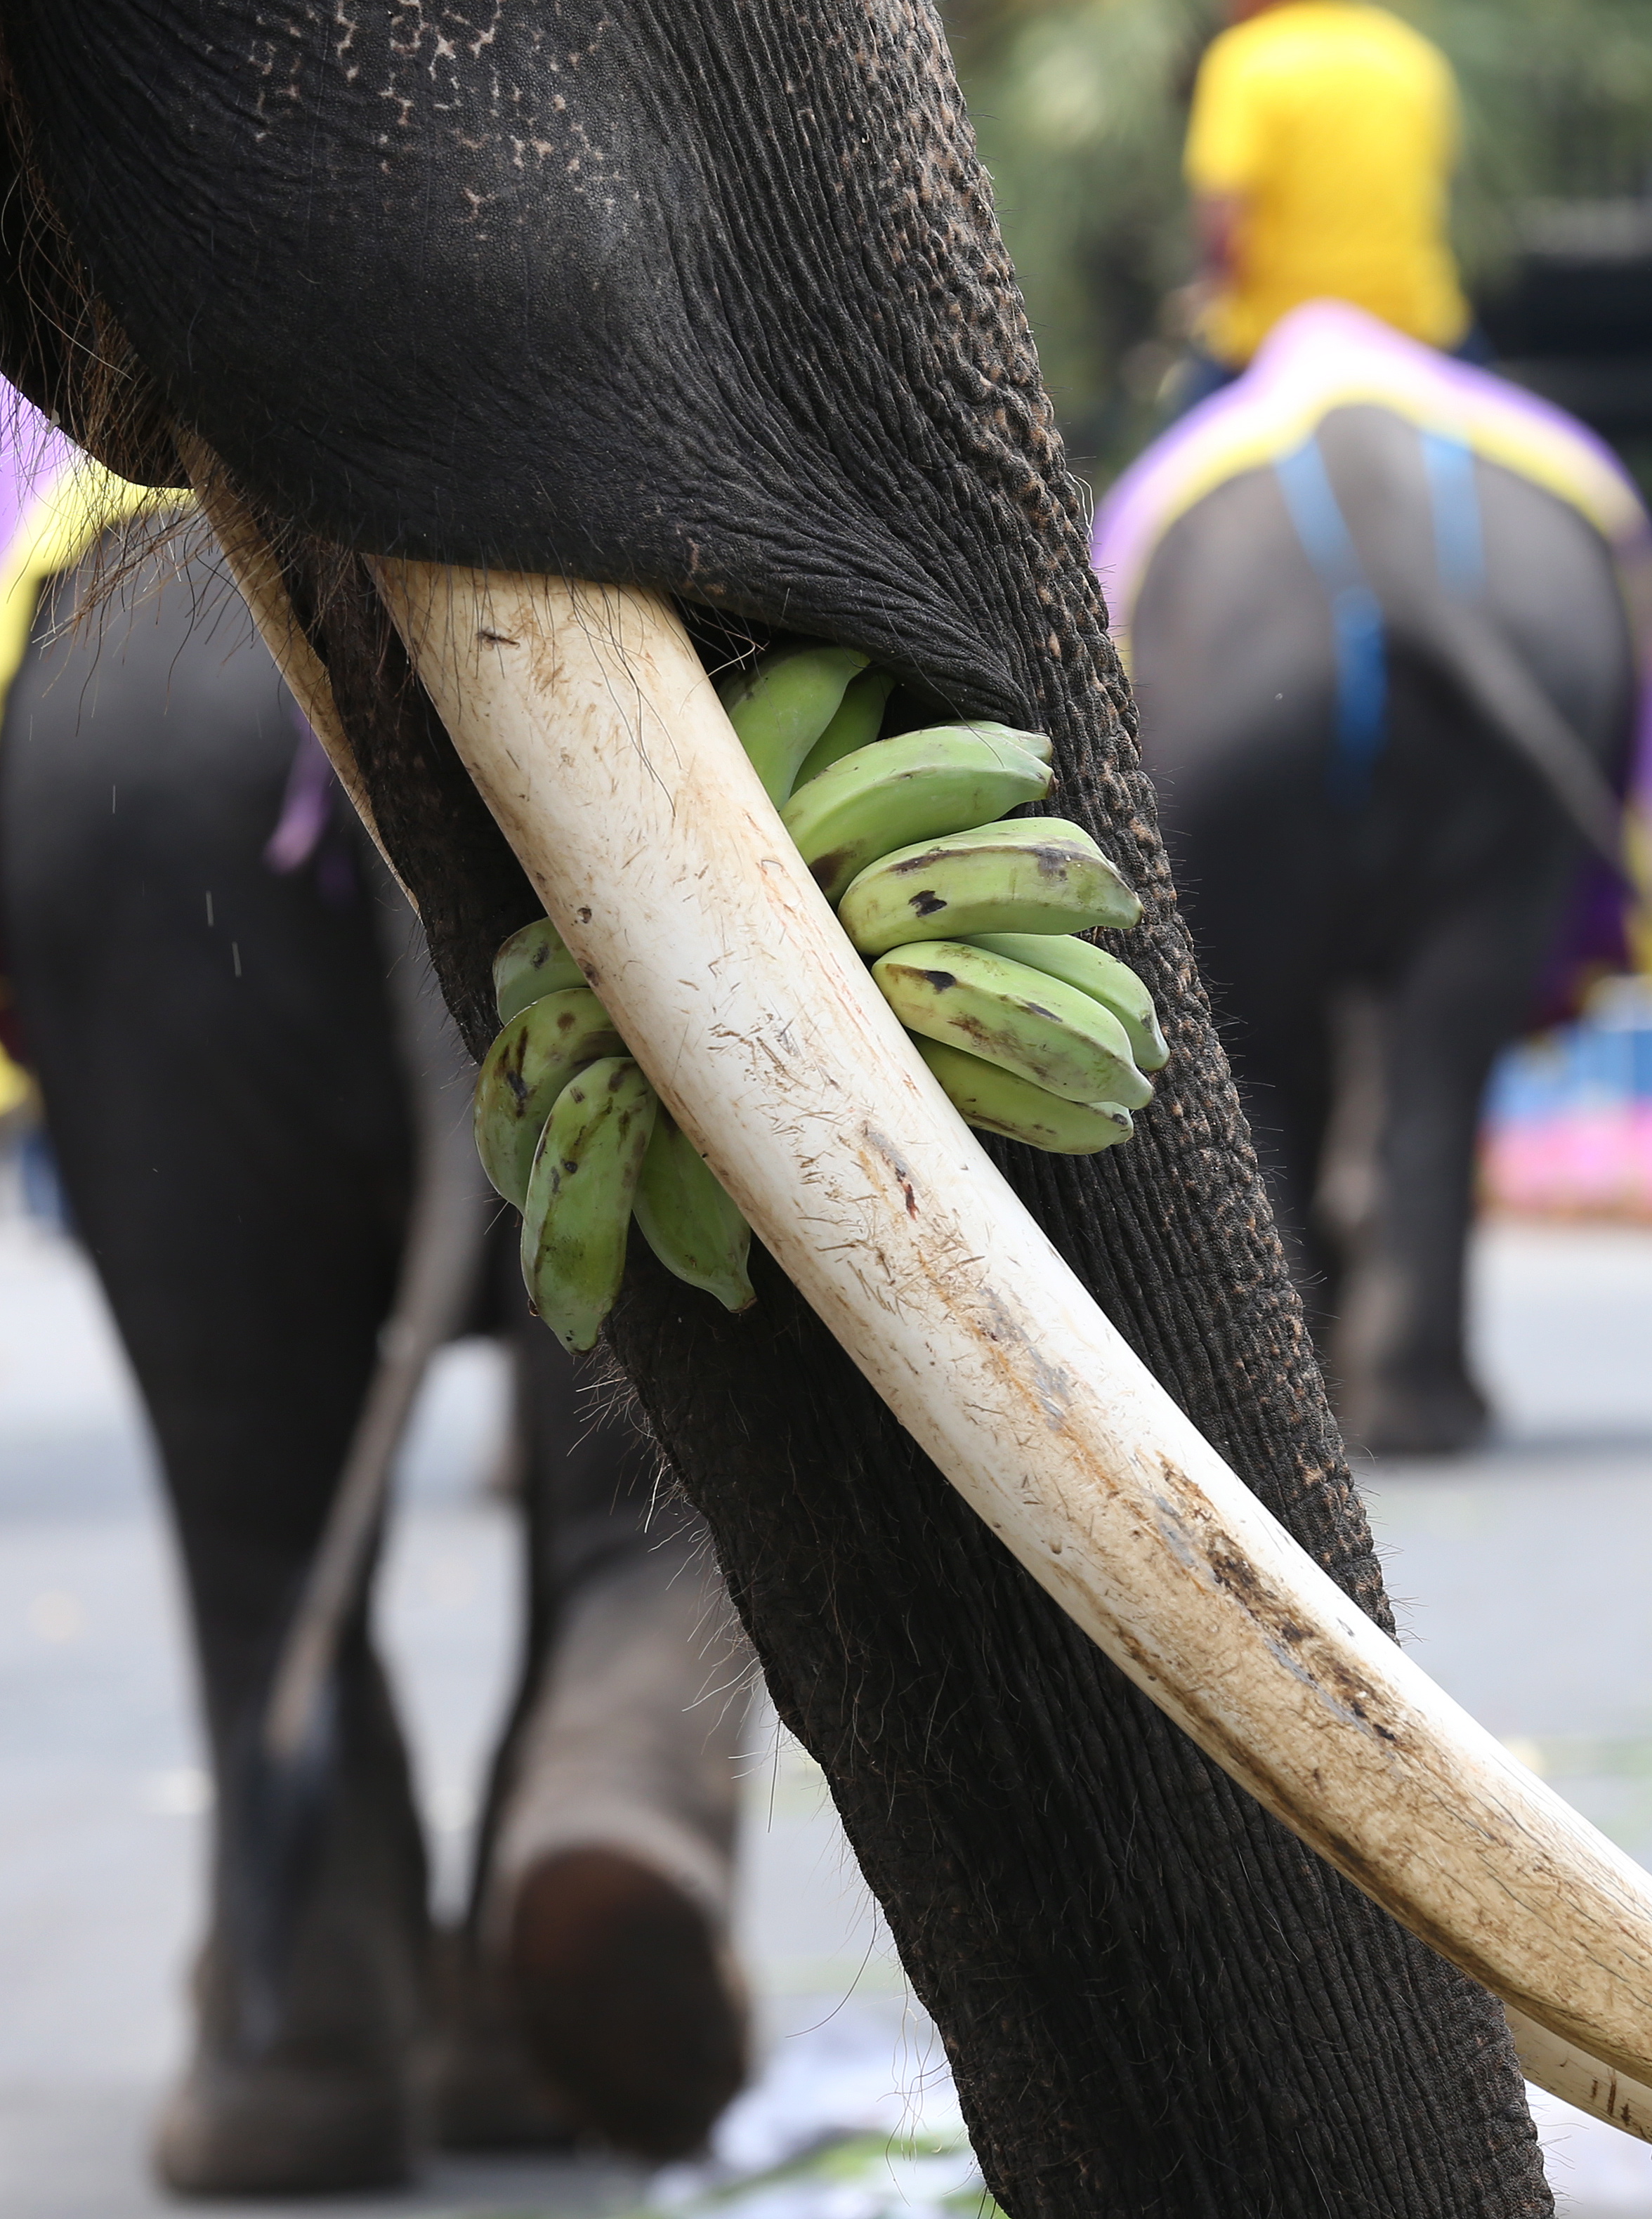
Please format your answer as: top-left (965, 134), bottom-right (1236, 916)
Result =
top-left (343, 556), bottom-right (1652, 2109)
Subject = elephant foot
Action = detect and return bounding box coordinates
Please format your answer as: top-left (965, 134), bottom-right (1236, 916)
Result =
top-left (429, 1930), bottom-right (577, 2151)
top-left (1361, 1373), bottom-right (1491, 1459)
top-left (154, 1908), bottom-right (429, 2198)
top-left (507, 1846), bottom-right (747, 2161)
top-left (153, 2053), bottom-right (418, 2197)
top-left (462, 1539), bottom-right (754, 2159)
top-left (155, 1658), bottom-right (431, 2196)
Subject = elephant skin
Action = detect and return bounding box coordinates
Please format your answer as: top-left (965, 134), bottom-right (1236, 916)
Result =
top-left (1130, 402), bottom-right (1634, 1455)
top-left (0, 9), bottom-right (1550, 2211)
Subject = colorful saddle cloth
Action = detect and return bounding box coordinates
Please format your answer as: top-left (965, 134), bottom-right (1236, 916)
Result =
top-left (1093, 299), bottom-right (1652, 670)
top-left (1091, 301), bottom-right (1652, 990)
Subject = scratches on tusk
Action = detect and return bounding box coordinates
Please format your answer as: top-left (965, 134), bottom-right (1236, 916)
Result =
top-left (1507, 2005), bottom-right (1652, 2143)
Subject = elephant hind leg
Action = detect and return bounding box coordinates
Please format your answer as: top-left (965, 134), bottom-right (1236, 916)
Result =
top-left (1, 549), bottom-right (433, 2194)
top-left (480, 1535), bottom-right (752, 2160)
top-left (509, 1845), bottom-right (747, 2161)
top-left (1337, 883), bottom-right (1563, 1456)
top-left (435, 1274), bottom-right (750, 2161)
top-left (152, 1645), bottom-right (431, 2196)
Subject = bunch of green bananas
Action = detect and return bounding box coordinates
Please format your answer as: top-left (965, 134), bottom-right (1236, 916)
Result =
top-left (471, 641), bottom-right (1165, 1350)
top-left (720, 641), bottom-right (1167, 1156)
top-left (473, 917), bottom-right (755, 1351)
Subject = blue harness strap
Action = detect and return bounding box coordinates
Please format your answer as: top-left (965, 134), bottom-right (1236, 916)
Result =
top-left (1420, 428), bottom-right (1486, 598)
top-left (1275, 426), bottom-right (1488, 811)
top-left (1275, 436), bottom-right (1387, 810)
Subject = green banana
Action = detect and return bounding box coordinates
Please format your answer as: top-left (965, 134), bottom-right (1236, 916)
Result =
top-left (801, 710), bottom-right (1056, 795)
top-left (520, 1057), bottom-right (658, 1352)
top-left (480, 653), bottom-right (1165, 1326)
top-left (633, 1108), bottom-right (756, 1312)
top-left (871, 939), bottom-right (1154, 1108)
top-left (494, 916), bottom-right (586, 1023)
top-left (781, 728), bottom-right (1053, 905)
top-left (839, 817), bottom-right (1141, 956)
top-left (966, 932), bottom-right (1168, 1073)
top-left (474, 988), bottom-right (626, 1211)
top-left (914, 1037), bottom-right (1134, 1155)
top-left (792, 667), bottom-right (898, 788)
top-left (719, 642), bottom-right (869, 804)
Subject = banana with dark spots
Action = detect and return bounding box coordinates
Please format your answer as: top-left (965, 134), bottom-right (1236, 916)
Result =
top-left (966, 931), bottom-right (1168, 1073)
top-left (481, 917), bottom-right (755, 1334)
top-left (520, 1057), bottom-right (657, 1353)
top-left (871, 939), bottom-right (1155, 1108)
top-left (839, 817), bottom-right (1142, 956)
top-left (914, 1037), bottom-right (1135, 1154)
top-left (473, 988), bottom-right (627, 1211)
top-left (781, 727), bottom-right (1053, 905)
top-left (493, 916), bottom-right (586, 1023)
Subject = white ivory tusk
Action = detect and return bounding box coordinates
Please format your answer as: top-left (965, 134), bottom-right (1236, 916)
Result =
top-left (1506, 2005), bottom-right (1652, 2144)
top-left (331, 560), bottom-right (1652, 2115)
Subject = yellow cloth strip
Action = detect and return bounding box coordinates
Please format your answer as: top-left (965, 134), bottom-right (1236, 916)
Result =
top-left (1139, 377), bottom-right (1646, 589)
top-left (0, 460), bottom-right (197, 1096)
top-left (0, 459), bottom-right (195, 709)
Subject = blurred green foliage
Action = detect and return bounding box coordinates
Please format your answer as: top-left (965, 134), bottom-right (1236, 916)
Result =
top-left (946, 0), bottom-right (1652, 483)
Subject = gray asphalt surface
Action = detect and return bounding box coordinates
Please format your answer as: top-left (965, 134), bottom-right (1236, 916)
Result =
top-left (0, 1197), bottom-right (1649, 2213)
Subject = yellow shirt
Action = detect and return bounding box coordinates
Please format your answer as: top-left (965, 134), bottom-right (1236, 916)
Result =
top-left (1185, 1), bottom-right (1470, 367)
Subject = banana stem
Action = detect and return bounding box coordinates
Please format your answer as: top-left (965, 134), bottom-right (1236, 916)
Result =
top-left (352, 562), bottom-right (1652, 2121)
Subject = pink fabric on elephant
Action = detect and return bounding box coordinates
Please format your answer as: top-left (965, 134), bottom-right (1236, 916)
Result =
top-left (0, 389), bottom-right (72, 551)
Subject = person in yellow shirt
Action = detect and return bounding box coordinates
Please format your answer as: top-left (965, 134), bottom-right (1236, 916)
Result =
top-left (1172, 0), bottom-right (1478, 411)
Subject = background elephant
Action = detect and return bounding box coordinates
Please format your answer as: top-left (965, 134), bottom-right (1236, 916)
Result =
top-left (1111, 380), bottom-right (1639, 1454)
top-left (0, 7), bottom-right (1559, 2211)
top-left (0, 525), bottom-right (750, 2192)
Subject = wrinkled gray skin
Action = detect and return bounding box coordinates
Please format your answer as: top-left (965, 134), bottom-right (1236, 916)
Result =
top-left (1132, 402), bottom-right (1634, 1455)
top-left (0, 6), bottom-right (1557, 2212)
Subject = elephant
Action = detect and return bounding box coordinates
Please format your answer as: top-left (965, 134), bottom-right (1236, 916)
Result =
top-left (1094, 313), bottom-right (1644, 1455)
top-left (0, 518), bottom-right (751, 2190)
top-left (1, 8), bottom-right (1648, 2213)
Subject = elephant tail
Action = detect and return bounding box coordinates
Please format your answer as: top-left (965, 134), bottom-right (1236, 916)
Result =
top-left (225, 856), bottom-right (490, 2050)
top-left (1407, 596), bottom-right (1628, 878)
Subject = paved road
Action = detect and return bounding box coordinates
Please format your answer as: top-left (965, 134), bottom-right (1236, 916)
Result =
top-left (1, 1203), bottom-right (1649, 2213)
top-left (1362, 1224), bottom-right (1652, 2216)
